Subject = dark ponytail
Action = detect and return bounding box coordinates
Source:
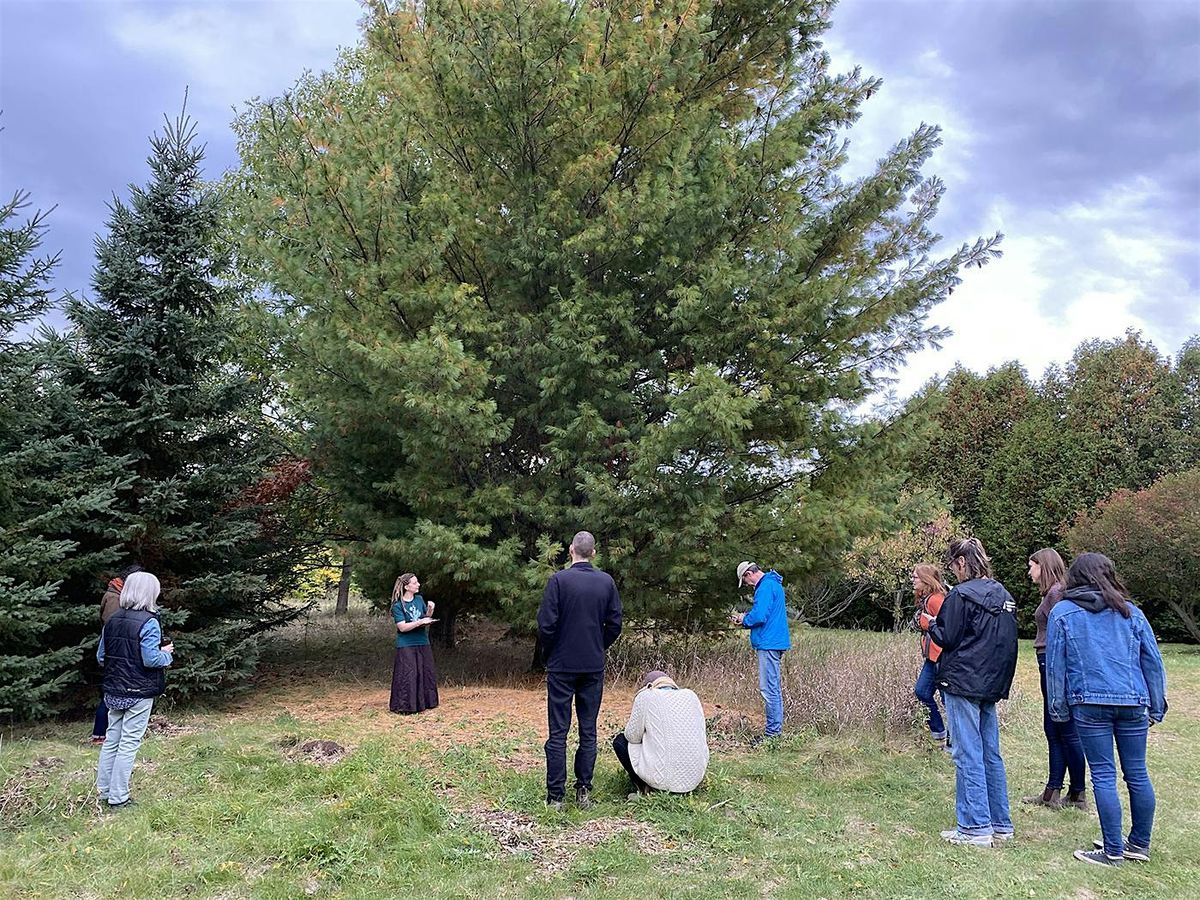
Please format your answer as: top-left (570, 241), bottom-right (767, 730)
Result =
top-left (1066, 553), bottom-right (1132, 617)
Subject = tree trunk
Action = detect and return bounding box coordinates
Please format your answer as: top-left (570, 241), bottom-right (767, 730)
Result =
top-left (334, 553), bottom-right (352, 616)
top-left (433, 600), bottom-right (458, 648)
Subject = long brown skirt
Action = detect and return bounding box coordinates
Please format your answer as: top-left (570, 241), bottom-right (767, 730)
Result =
top-left (390, 644), bottom-right (439, 713)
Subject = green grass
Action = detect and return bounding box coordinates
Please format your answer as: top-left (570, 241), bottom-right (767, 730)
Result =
top-left (2, 631), bottom-right (1198, 899)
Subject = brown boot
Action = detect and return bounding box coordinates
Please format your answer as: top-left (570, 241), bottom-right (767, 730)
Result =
top-left (1062, 789), bottom-right (1087, 810)
top-left (1021, 787), bottom-right (1062, 808)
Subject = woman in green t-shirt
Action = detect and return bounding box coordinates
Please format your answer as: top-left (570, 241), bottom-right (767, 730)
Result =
top-left (389, 573), bottom-right (439, 713)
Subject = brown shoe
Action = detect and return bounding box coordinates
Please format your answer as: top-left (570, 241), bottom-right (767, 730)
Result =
top-left (1062, 790), bottom-right (1087, 810)
top-left (1021, 788), bottom-right (1062, 808)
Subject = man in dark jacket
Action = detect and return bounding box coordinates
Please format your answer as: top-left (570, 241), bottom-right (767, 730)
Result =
top-left (537, 531), bottom-right (623, 810)
top-left (925, 538), bottom-right (1018, 847)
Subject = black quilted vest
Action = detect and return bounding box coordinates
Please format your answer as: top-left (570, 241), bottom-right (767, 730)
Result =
top-left (101, 609), bottom-right (166, 698)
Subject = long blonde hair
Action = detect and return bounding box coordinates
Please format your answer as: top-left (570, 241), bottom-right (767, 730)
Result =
top-left (391, 573), bottom-right (417, 602)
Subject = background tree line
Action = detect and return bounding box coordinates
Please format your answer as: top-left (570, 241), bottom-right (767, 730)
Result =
top-left (839, 334), bottom-right (1199, 640)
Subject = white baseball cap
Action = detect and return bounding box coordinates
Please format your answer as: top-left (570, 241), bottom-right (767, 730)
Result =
top-left (736, 561), bottom-right (756, 587)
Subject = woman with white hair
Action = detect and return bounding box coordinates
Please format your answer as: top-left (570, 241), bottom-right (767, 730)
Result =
top-left (95, 571), bottom-right (174, 810)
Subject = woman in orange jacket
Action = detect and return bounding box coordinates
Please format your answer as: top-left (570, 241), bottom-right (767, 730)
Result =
top-left (912, 564), bottom-right (948, 745)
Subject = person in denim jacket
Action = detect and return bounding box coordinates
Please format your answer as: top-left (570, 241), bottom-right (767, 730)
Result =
top-left (1046, 553), bottom-right (1168, 868)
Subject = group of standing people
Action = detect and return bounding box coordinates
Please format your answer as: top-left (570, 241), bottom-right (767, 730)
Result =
top-left (88, 527), bottom-right (1169, 873)
top-left (911, 537), bottom-right (1168, 867)
top-left (387, 531), bottom-right (763, 810)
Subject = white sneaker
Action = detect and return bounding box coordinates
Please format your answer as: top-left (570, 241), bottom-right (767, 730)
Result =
top-left (941, 829), bottom-right (993, 847)
top-left (993, 830), bottom-right (1015, 841)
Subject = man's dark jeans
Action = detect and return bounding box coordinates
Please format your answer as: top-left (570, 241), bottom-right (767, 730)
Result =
top-left (545, 670), bottom-right (604, 802)
top-left (1037, 652), bottom-right (1086, 792)
top-left (611, 733), bottom-right (649, 793)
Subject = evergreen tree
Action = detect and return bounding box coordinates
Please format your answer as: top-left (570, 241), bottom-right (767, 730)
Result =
top-left (975, 370), bottom-right (1088, 620)
top-left (0, 191), bottom-right (125, 719)
top-left (62, 115), bottom-right (307, 698)
top-left (907, 363), bottom-right (1034, 532)
top-left (232, 0), bottom-right (998, 627)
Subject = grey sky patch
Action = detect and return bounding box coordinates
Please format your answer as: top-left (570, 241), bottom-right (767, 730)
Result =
top-left (0, 0), bottom-right (1196, 386)
top-left (831, 0), bottom-right (1200, 255)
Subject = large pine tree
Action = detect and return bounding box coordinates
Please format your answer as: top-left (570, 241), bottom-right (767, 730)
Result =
top-left (0, 191), bottom-right (125, 719)
top-left (233, 0), bottom-right (998, 626)
top-left (62, 115), bottom-right (307, 698)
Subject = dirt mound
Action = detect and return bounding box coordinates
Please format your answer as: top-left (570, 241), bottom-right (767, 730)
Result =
top-left (282, 738), bottom-right (348, 765)
top-left (707, 710), bottom-right (756, 750)
top-left (463, 804), bottom-right (677, 875)
top-left (1, 758), bottom-right (93, 828)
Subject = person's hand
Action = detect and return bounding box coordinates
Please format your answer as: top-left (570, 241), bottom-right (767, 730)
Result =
top-left (422, 617), bottom-right (434, 626)
top-left (730, 612), bottom-right (744, 626)
top-left (161, 643), bottom-right (175, 655)
top-left (426, 601), bottom-right (436, 616)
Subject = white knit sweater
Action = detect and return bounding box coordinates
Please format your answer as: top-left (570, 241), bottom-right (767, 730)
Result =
top-left (624, 684), bottom-right (710, 792)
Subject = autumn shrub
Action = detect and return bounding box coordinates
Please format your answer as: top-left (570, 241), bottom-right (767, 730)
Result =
top-left (1065, 468), bottom-right (1200, 643)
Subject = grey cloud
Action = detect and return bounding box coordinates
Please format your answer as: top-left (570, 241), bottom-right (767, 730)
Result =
top-left (830, 0), bottom-right (1199, 227)
top-left (829, 0), bottom-right (1200, 337)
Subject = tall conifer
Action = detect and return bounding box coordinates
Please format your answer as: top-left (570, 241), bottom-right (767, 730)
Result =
top-left (234, 0), bottom-right (999, 625)
top-left (63, 115), bottom-right (306, 697)
top-left (0, 192), bottom-right (125, 719)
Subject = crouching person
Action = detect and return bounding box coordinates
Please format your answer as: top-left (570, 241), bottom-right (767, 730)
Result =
top-left (612, 670), bottom-right (709, 798)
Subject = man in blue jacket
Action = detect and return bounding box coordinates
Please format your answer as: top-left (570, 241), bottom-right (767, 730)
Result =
top-left (537, 531), bottom-right (623, 810)
top-left (733, 561), bottom-right (791, 742)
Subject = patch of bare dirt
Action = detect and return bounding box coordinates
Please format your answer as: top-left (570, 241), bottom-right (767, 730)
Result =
top-left (0, 757), bottom-right (94, 827)
top-left (282, 738), bottom-right (349, 765)
top-left (461, 803), bottom-right (679, 875)
top-left (235, 681), bottom-right (742, 758)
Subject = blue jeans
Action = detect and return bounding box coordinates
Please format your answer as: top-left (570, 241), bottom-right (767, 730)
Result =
top-left (944, 692), bottom-right (1013, 836)
top-left (1074, 704), bottom-right (1155, 855)
top-left (1036, 652), bottom-right (1085, 792)
top-left (95, 698), bottom-right (154, 805)
top-left (914, 659), bottom-right (946, 737)
top-left (757, 649), bottom-right (784, 737)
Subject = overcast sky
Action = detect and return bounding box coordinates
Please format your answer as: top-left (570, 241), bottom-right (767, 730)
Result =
top-left (2, 0), bottom-right (1197, 395)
